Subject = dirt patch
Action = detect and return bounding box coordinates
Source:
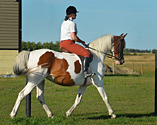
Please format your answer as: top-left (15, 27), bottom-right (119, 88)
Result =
top-left (105, 64), bottom-right (140, 75)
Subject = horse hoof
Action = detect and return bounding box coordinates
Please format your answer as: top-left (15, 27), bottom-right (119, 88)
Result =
top-left (51, 116), bottom-right (54, 119)
top-left (48, 113), bottom-right (54, 119)
top-left (66, 111), bottom-right (71, 118)
top-left (10, 113), bottom-right (15, 119)
top-left (111, 114), bottom-right (116, 119)
top-left (48, 115), bottom-right (54, 119)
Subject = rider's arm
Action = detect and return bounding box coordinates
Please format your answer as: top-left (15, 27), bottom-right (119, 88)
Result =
top-left (71, 32), bottom-right (86, 46)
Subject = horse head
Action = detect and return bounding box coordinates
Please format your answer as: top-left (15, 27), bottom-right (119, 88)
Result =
top-left (113, 33), bottom-right (127, 65)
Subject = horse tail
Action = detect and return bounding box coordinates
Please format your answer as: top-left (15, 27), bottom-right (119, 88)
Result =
top-left (13, 51), bottom-right (30, 76)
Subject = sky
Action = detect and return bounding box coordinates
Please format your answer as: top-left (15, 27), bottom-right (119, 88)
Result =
top-left (22, 0), bottom-right (157, 50)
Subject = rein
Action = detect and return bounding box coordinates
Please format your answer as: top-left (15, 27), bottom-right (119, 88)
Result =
top-left (85, 38), bottom-right (122, 60)
top-left (85, 45), bottom-right (113, 59)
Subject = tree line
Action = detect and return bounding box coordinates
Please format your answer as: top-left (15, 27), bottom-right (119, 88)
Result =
top-left (22, 41), bottom-right (156, 53)
top-left (22, 41), bottom-right (61, 52)
top-left (125, 48), bottom-right (151, 53)
top-left (125, 48), bottom-right (156, 53)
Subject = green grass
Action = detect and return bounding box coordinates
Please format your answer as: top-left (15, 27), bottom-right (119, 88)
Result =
top-left (0, 70), bottom-right (156, 125)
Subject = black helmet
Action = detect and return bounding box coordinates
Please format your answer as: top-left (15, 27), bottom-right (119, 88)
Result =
top-left (66, 6), bottom-right (78, 15)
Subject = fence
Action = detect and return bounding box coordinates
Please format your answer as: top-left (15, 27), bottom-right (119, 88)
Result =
top-left (112, 62), bottom-right (154, 75)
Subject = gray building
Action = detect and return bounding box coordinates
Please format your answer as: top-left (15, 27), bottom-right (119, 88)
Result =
top-left (0, 0), bottom-right (21, 74)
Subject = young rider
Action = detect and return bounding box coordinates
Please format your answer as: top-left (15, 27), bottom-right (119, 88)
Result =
top-left (60, 6), bottom-right (92, 79)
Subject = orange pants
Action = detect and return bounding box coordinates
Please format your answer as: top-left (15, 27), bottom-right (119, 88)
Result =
top-left (60, 40), bottom-right (90, 57)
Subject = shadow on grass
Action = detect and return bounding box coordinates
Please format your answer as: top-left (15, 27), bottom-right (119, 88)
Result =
top-left (105, 74), bottom-right (140, 77)
top-left (86, 112), bottom-right (157, 120)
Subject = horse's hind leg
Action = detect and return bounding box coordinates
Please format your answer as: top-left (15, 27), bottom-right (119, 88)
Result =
top-left (10, 68), bottom-right (48, 118)
top-left (36, 80), bottom-right (53, 118)
top-left (66, 86), bottom-right (87, 117)
top-left (10, 81), bottom-right (36, 118)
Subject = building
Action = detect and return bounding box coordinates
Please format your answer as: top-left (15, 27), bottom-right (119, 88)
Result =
top-left (0, 0), bottom-right (21, 74)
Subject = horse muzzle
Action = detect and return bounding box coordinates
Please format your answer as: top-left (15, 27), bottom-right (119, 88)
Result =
top-left (115, 59), bottom-right (125, 65)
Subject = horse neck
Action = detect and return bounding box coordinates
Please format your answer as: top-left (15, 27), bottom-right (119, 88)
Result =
top-left (89, 35), bottom-right (113, 62)
top-left (103, 39), bottom-right (112, 53)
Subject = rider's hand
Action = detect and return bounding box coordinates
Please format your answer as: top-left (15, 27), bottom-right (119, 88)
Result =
top-left (82, 41), bottom-right (86, 46)
top-left (82, 42), bottom-right (88, 48)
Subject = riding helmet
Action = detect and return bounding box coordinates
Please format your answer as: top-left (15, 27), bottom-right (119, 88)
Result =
top-left (66, 6), bottom-right (79, 15)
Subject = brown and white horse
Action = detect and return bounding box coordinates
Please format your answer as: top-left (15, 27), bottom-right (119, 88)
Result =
top-left (10, 34), bottom-right (127, 119)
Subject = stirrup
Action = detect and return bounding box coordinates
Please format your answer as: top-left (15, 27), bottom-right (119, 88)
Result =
top-left (83, 73), bottom-right (96, 85)
top-left (84, 72), bottom-right (91, 79)
top-left (91, 73), bottom-right (96, 78)
top-left (84, 72), bottom-right (96, 79)
top-left (84, 73), bottom-right (91, 79)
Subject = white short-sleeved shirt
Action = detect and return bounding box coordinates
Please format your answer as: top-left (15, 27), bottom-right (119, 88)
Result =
top-left (60, 18), bottom-right (78, 41)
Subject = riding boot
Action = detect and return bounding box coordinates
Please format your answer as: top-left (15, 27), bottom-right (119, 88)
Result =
top-left (83, 57), bottom-right (92, 79)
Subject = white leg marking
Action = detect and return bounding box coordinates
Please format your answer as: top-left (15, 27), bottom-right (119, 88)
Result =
top-left (66, 86), bottom-right (87, 118)
top-left (92, 78), bottom-right (116, 119)
top-left (36, 80), bottom-right (53, 118)
top-left (10, 82), bottom-right (36, 118)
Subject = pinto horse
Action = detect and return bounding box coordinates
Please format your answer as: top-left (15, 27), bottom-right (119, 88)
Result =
top-left (10, 33), bottom-right (127, 119)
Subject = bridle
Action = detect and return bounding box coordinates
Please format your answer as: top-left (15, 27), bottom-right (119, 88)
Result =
top-left (111, 37), bottom-right (124, 61)
top-left (85, 37), bottom-right (124, 61)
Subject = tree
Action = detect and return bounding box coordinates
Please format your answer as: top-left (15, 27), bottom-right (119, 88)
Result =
top-left (152, 49), bottom-right (156, 53)
top-left (36, 42), bottom-right (43, 49)
top-left (53, 41), bottom-right (61, 52)
top-left (43, 42), bottom-right (50, 49)
top-left (22, 41), bottom-right (27, 50)
top-left (48, 41), bottom-right (55, 50)
top-left (21, 41), bottom-right (61, 52)
top-left (31, 42), bottom-right (37, 50)
top-left (26, 41), bottom-right (32, 50)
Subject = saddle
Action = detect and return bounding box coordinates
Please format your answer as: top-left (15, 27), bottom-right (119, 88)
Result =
top-left (61, 47), bottom-right (93, 62)
top-left (61, 47), bottom-right (72, 53)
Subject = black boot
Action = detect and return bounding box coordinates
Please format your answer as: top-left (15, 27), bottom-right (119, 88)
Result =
top-left (83, 57), bottom-right (92, 79)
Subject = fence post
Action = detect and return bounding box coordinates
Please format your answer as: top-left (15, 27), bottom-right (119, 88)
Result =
top-left (113, 62), bottom-right (115, 74)
top-left (132, 63), bottom-right (134, 72)
top-left (26, 76), bottom-right (31, 117)
top-left (155, 51), bottom-right (157, 113)
top-left (141, 64), bottom-right (143, 75)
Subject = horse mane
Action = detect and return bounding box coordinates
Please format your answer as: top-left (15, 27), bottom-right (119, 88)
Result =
top-left (89, 34), bottom-right (113, 57)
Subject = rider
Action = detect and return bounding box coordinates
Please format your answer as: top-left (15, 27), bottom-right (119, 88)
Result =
top-left (60, 6), bottom-right (92, 79)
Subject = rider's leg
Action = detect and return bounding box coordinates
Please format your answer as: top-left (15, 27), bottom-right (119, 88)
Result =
top-left (82, 56), bottom-right (92, 78)
top-left (60, 40), bottom-right (92, 78)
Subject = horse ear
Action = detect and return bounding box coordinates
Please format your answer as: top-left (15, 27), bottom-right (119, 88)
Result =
top-left (120, 33), bottom-right (124, 36)
top-left (121, 33), bottom-right (128, 39)
top-left (123, 33), bottom-right (128, 38)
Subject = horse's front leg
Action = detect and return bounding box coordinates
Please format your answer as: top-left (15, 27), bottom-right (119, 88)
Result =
top-left (66, 86), bottom-right (87, 118)
top-left (92, 78), bottom-right (116, 119)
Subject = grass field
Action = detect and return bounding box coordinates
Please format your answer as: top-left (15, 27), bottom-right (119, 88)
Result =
top-left (0, 53), bottom-right (156, 125)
